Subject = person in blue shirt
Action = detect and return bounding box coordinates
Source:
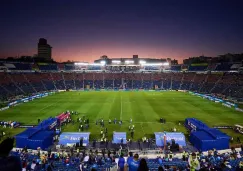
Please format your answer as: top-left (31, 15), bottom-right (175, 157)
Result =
top-left (118, 154), bottom-right (125, 171)
top-left (127, 152), bottom-right (133, 165)
top-left (126, 154), bottom-right (140, 171)
top-left (158, 156), bottom-right (163, 165)
top-left (91, 163), bottom-right (98, 170)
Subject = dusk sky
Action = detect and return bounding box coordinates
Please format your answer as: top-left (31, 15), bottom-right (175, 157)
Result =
top-left (0, 0), bottom-right (243, 63)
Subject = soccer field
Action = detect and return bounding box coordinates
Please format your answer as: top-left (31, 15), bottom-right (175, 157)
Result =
top-left (1, 91), bottom-right (243, 142)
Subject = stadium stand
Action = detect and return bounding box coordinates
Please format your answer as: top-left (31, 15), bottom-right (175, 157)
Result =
top-left (9, 63), bottom-right (32, 70)
top-left (188, 65), bottom-right (207, 71)
top-left (144, 66), bottom-right (160, 71)
top-left (1, 61), bottom-right (243, 171)
top-left (215, 63), bottom-right (233, 71)
top-left (1, 71), bottom-right (243, 100)
top-left (231, 63), bottom-right (242, 71)
top-left (170, 65), bottom-right (181, 71)
top-left (38, 63), bottom-right (58, 71)
top-left (6, 145), bottom-right (243, 171)
top-left (64, 64), bottom-right (75, 71)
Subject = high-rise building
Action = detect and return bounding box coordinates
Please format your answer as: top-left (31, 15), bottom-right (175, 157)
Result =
top-left (37, 38), bottom-right (52, 59)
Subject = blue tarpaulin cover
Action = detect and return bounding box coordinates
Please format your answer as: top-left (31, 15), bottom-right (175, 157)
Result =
top-left (187, 118), bottom-right (230, 151)
top-left (185, 118), bottom-right (209, 131)
top-left (15, 118), bottom-right (57, 149)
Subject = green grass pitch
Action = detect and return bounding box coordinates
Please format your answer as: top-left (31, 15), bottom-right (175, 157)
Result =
top-left (0, 91), bottom-right (243, 143)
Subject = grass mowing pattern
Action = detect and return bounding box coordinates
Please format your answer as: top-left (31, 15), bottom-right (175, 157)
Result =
top-left (0, 91), bottom-right (242, 142)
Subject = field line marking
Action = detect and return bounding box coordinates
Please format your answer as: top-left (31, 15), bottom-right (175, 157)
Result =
top-left (39, 98), bottom-right (62, 111)
top-left (107, 96), bottom-right (116, 117)
top-left (140, 123), bottom-right (145, 135)
top-left (120, 94), bottom-right (123, 120)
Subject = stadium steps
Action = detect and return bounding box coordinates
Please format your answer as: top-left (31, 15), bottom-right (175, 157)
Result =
top-left (209, 75), bottom-right (223, 93)
top-left (61, 72), bottom-right (67, 89)
top-left (7, 73), bottom-right (26, 94)
top-left (22, 73), bottom-right (38, 93)
top-left (49, 73), bottom-right (58, 90)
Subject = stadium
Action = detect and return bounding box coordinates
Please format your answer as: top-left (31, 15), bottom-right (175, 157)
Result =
top-left (0, 57), bottom-right (243, 170)
top-left (1, 0), bottom-right (243, 169)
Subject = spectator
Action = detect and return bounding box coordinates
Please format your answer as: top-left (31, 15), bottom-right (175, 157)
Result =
top-left (137, 158), bottom-right (149, 171)
top-left (126, 154), bottom-right (139, 171)
top-left (158, 166), bottom-right (164, 171)
top-left (238, 161), bottom-right (243, 170)
top-left (31, 161), bottom-right (36, 170)
top-left (0, 138), bottom-right (22, 171)
top-left (188, 152), bottom-right (200, 171)
top-left (83, 154), bottom-right (89, 162)
top-left (47, 161), bottom-right (54, 171)
top-left (127, 152), bottom-right (133, 165)
top-left (22, 161), bottom-right (27, 171)
top-left (118, 153), bottom-right (125, 171)
top-left (157, 156), bottom-right (163, 165)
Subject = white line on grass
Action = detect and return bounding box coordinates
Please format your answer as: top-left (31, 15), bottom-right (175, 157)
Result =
top-left (120, 95), bottom-right (123, 120)
top-left (134, 121), bottom-right (174, 124)
top-left (107, 97), bottom-right (116, 117)
top-left (140, 123), bottom-right (145, 135)
top-left (39, 99), bottom-right (62, 111)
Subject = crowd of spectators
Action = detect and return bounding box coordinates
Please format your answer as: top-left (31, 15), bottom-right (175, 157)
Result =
top-left (1, 72), bottom-right (243, 101)
top-left (0, 137), bottom-right (243, 171)
top-left (0, 120), bottom-right (19, 128)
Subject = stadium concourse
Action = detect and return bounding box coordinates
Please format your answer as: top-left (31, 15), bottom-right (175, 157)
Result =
top-left (0, 62), bottom-right (243, 170)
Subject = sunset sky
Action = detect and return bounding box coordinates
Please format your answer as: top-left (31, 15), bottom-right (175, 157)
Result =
top-left (0, 0), bottom-right (243, 63)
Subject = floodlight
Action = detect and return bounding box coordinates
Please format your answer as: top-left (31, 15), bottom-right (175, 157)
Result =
top-left (100, 61), bottom-right (106, 64)
top-left (74, 63), bottom-right (88, 65)
top-left (89, 63), bottom-right (103, 66)
top-left (125, 60), bottom-right (134, 64)
top-left (112, 60), bottom-right (121, 64)
top-left (141, 63), bottom-right (162, 66)
top-left (163, 62), bottom-right (169, 66)
top-left (139, 60), bottom-right (146, 64)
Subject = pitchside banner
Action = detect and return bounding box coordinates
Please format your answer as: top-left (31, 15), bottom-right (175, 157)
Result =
top-left (59, 132), bottom-right (90, 145)
top-left (113, 132), bottom-right (127, 144)
top-left (8, 92), bottom-right (54, 107)
top-left (154, 132), bottom-right (186, 146)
